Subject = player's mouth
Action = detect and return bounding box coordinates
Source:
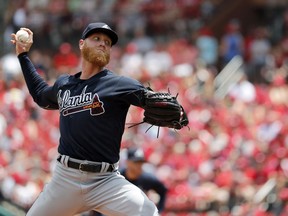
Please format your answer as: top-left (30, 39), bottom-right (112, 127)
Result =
top-left (96, 49), bottom-right (105, 53)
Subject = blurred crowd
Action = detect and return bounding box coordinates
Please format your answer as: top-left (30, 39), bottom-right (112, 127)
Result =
top-left (1, 0), bottom-right (288, 215)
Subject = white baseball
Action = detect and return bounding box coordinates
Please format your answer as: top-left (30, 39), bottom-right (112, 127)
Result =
top-left (16, 29), bottom-right (29, 42)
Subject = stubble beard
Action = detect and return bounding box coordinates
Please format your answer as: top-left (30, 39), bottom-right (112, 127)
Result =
top-left (82, 44), bottom-right (110, 68)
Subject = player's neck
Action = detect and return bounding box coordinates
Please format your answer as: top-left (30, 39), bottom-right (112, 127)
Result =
top-left (80, 62), bottom-right (103, 79)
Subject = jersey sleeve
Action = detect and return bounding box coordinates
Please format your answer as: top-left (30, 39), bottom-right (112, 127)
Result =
top-left (115, 76), bottom-right (146, 107)
top-left (18, 52), bottom-right (59, 110)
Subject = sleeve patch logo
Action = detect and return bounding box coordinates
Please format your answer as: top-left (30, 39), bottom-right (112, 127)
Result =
top-left (58, 86), bottom-right (105, 116)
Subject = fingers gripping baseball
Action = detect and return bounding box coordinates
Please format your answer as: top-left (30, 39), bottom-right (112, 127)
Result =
top-left (11, 28), bottom-right (33, 56)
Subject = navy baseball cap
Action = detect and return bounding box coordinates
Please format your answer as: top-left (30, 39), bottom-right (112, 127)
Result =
top-left (81, 22), bottom-right (118, 46)
top-left (127, 148), bottom-right (146, 162)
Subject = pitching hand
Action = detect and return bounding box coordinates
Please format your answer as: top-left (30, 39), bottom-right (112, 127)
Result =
top-left (10, 28), bottom-right (33, 56)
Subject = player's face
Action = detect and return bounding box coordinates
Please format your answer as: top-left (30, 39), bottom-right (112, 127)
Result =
top-left (81, 33), bottom-right (111, 67)
top-left (127, 161), bottom-right (143, 179)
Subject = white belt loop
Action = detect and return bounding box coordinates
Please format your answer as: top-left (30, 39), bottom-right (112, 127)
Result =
top-left (64, 156), bottom-right (70, 167)
top-left (100, 162), bottom-right (108, 172)
top-left (112, 162), bottom-right (119, 170)
top-left (60, 155), bottom-right (70, 167)
top-left (59, 155), bottom-right (65, 164)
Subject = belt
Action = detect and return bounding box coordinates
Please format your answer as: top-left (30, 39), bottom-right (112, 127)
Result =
top-left (57, 155), bottom-right (114, 173)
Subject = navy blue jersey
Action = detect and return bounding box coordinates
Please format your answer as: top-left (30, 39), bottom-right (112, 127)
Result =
top-left (18, 53), bottom-right (146, 163)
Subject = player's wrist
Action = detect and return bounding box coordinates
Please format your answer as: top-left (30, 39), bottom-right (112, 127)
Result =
top-left (17, 52), bottom-right (29, 58)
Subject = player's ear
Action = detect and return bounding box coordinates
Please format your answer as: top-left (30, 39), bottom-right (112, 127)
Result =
top-left (79, 39), bottom-right (84, 50)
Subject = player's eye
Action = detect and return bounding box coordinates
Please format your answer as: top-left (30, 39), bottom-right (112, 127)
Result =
top-left (93, 36), bottom-right (101, 42)
top-left (92, 36), bottom-right (111, 47)
top-left (104, 40), bottom-right (112, 47)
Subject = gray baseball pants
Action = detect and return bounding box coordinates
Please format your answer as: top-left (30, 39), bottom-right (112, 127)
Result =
top-left (26, 155), bottom-right (159, 216)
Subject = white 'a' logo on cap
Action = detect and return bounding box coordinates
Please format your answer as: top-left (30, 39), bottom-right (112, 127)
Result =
top-left (102, 24), bottom-right (109, 29)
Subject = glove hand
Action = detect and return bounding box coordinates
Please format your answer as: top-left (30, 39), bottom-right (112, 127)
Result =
top-left (142, 89), bottom-right (189, 130)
